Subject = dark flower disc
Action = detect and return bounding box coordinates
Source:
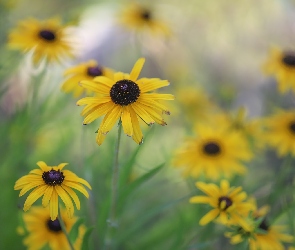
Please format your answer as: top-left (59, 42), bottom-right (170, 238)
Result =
top-left (141, 9), bottom-right (152, 20)
top-left (282, 52), bottom-right (295, 67)
top-left (110, 79), bottom-right (140, 106)
top-left (47, 218), bottom-right (62, 232)
top-left (218, 196), bottom-right (233, 210)
top-left (39, 30), bottom-right (56, 41)
top-left (203, 142), bottom-right (221, 155)
top-left (87, 66), bottom-right (103, 77)
top-left (289, 120), bottom-right (295, 134)
top-left (42, 169), bottom-right (65, 186)
top-left (258, 218), bottom-right (269, 231)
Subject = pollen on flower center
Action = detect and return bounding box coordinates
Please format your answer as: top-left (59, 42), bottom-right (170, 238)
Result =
top-left (218, 196), bottom-right (233, 210)
top-left (39, 30), bottom-right (56, 41)
top-left (110, 79), bottom-right (140, 106)
top-left (47, 218), bottom-right (62, 232)
top-left (282, 52), bottom-right (295, 67)
top-left (87, 66), bottom-right (103, 77)
top-left (42, 169), bottom-right (65, 186)
top-left (203, 142), bottom-right (221, 155)
top-left (289, 121), bottom-right (295, 134)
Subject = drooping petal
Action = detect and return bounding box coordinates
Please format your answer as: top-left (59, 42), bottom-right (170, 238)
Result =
top-left (63, 181), bottom-right (90, 198)
top-left (42, 186), bottom-right (53, 207)
top-left (199, 208), bottom-right (220, 225)
top-left (128, 106), bottom-right (143, 144)
top-left (131, 103), bottom-right (155, 125)
top-left (23, 185), bottom-right (48, 211)
top-left (121, 107), bottom-right (133, 136)
top-left (19, 181), bottom-right (44, 196)
top-left (83, 102), bottom-right (114, 125)
top-left (55, 186), bottom-right (74, 218)
top-left (99, 105), bottom-right (122, 134)
top-left (49, 189), bottom-right (59, 220)
top-left (62, 184), bottom-right (81, 210)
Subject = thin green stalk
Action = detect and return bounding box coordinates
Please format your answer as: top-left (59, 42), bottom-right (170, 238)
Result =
top-left (58, 206), bottom-right (75, 250)
top-left (104, 122), bottom-right (123, 249)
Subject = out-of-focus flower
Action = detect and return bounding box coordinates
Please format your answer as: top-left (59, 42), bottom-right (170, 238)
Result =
top-left (118, 3), bottom-right (170, 37)
top-left (77, 58), bottom-right (174, 145)
top-left (22, 206), bottom-right (85, 250)
top-left (8, 17), bottom-right (76, 65)
top-left (61, 60), bottom-right (114, 98)
top-left (14, 161), bottom-right (91, 220)
top-left (262, 110), bottom-right (295, 157)
top-left (263, 46), bottom-right (295, 94)
top-left (173, 123), bottom-right (252, 180)
top-left (226, 205), bottom-right (293, 250)
top-left (190, 180), bottom-right (255, 229)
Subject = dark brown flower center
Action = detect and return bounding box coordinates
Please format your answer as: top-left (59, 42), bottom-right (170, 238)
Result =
top-left (289, 120), bottom-right (295, 134)
top-left (258, 218), bottom-right (269, 232)
top-left (42, 169), bottom-right (65, 186)
top-left (87, 66), bottom-right (103, 77)
top-left (218, 196), bottom-right (233, 210)
top-left (47, 218), bottom-right (62, 232)
top-left (110, 79), bottom-right (140, 106)
top-left (39, 30), bottom-right (56, 41)
top-left (141, 9), bottom-right (151, 20)
top-left (282, 52), bottom-right (295, 67)
top-left (203, 142), bottom-right (221, 155)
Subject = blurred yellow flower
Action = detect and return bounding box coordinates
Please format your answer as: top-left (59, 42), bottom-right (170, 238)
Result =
top-left (263, 46), bottom-right (295, 94)
top-left (14, 161), bottom-right (91, 220)
top-left (119, 3), bottom-right (170, 36)
top-left (61, 60), bottom-right (114, 98)
top-left (22, 206), bottom-right (85, 250)
top-left (190, 180), bottom-right (255, 229)
top-left (173, 124), bottom-right (252, 180)
top-left (263, 110), bottom-right (295, 157)
top-left (77, 58), bottom-right (174, 145)
top-left (8, 17), bottom-right (75, 65)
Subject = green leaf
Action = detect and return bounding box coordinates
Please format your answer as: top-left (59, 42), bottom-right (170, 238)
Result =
top-left (69, 218), bottom-right (84, 242)
top-left (81, 227), bottom-right (94, 250)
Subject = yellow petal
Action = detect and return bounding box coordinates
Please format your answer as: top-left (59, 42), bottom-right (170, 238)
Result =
top-left (36, 161), bottom-right (48, 171)
top-left (19, 181), bottom-right (43, 196)
top-left (42, 186), bottom-right (53, 207)
top-left (23, 185), bottom-right (48, 211)
top-left (121, 107), bottom-right (133, 137)
top-left (128, 105), bottom-right (143, 144)
top-left (49, 189), bottom-right (58, 220)
top-left (99, 105), bottom-right (122, 134)
top-left (55, 186), bottom-right (74, 218)
top-left (130, 58), bottom-right (145, 81)
top-left (199, 209), bottom-right (220, 225)
top-left (62, 184), bottom-right (81, 210)
top-left (63, 181), bottom-right (89, 198)
top-left (131, 103), bottom-right (154, 125)
top-left (189, 196), bottom-right (212, 204)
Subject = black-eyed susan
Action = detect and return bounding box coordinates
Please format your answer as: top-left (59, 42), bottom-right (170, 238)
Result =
top-left (22, 206), bottom-right (85, 250)
top-left (263, 46), bottom-right (295, 94)
top-left (118, 3), bottom-right (170, 36)
top-left (8, 17), bottom-right (75, 65)
top-left (61, 60), bottom-right (114, 98)
top-left (226, 206), bottom-right (293, 250)
top-left (77, 58), bottom-right (174, 145)
top-left (190, 180), bottom-right (255, 229)
top-left (14, 161), bottom-right (91, 220)
top-left (263, 110), bottom-right (295, 157)
top-left (173, 124), bottom-right (252, 180)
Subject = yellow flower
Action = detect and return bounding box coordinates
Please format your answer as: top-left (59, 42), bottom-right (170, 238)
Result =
top-left (77, 58), bottom-right (174, 145)
top-left (190, 180), bottom-right (255, 229)
top-left (173, 124), bottom-right (252, 180)
top-left (22, 206), bottom-right (85, 250)
top-left (263, 46), bottom-right (295, 94)
top-left (8, 17), bottom-right (75, 65)
top-left (263, 109), bottom-right (295, 157)
top-left (118, 3), bottom-right (170, 36)
top-left (61, 60), bottom-right (114, 98)
top-left (226, 206), bottom-right (293, 250)
top-left (14, 161), bottom-right (91, 220)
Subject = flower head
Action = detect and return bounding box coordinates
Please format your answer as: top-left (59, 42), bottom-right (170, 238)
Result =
top-left (8, 17), bottom-right (75, 65)
top-left (61, 60), bottom-right (114, 98)
top-left (77, 58), bottom-right (174, 145)
top-left (262, 109), bottom-right (295, 157)
top-left (263, 46), bottom-right (295, 94)
top-left (190, 180), bottom-right (255, 229)
top-left (14, 161), bottom-right (91, 220)
top-left (22, 206), bottom-right (85, 250)
top-left (119, 3), bottom-right (170, 36)
top-left (173, 124), bottom-right (252, 180)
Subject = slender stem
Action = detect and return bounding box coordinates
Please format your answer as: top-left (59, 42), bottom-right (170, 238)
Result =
top-left (104, 122), bottom-right (123, 249)
top-left (58, 206), bottom-right (75, 250)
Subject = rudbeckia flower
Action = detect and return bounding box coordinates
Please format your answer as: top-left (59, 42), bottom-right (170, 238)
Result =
top-left (8, 17), bottom-right (75, 64)
top-left (262, 109), bottom-right (295, 157)
top-left (118, 3), bottom-right (170, 36)
top-left (190, 180), bottom-right (255, 230)
top-left (61, 60), bottom-right (114, 98)
top-left (22, 206), bottom-right (85, 250)
top-left (173, 124), bottom-right (252, 180)
top-left (14, 161), bottom-right (91, 220)
top-left (263, 46), bottom-right (295, 94)
top-left (77, 58), bottom-right (174, 145)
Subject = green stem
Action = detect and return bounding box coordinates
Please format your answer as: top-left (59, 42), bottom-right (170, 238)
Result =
top-left (58, 206), bottom-right (75, 250)
top-left (104, 122), bottom-right (123, 249)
